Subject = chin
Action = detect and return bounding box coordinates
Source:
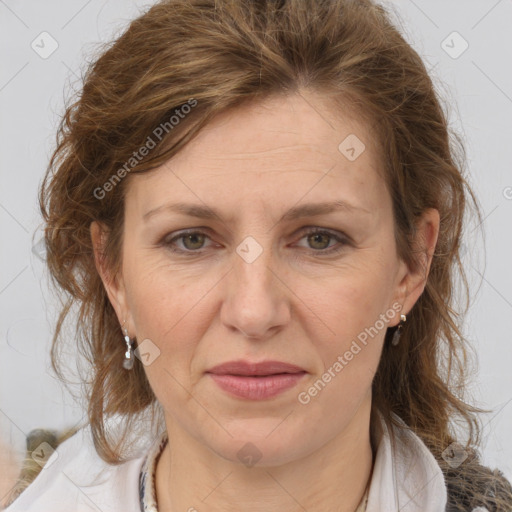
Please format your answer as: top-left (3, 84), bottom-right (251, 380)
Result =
top-left (202, 419), bottom-right (312, 468)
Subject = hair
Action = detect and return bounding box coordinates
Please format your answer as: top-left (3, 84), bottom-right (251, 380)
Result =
top-left (15, 0), bottom-right (512, 509)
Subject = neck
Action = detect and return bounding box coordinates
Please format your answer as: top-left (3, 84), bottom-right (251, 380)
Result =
top-left (155, 397), bottom-right (375, 512)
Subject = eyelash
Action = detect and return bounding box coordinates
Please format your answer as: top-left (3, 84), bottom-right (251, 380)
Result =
top-left (161, 227), bottom-right (350, 257)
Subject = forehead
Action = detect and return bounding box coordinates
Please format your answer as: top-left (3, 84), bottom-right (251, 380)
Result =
top-left (126, 92), bottom-right (388, 219)
top-left (175, 92), bottom-right (379, 167)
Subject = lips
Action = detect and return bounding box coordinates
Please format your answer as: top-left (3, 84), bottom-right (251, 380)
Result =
top-left (207, 360), bottom-right (306, 376)
top-left (206, 360), bottom-right (307, 400)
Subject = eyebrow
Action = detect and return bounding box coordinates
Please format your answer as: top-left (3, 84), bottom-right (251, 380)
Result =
top-left (143, 200), bottom-right (371, 223)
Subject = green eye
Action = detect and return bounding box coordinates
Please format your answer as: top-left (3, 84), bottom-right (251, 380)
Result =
top-left (162, 228), bottom-right (349, 256)
top-left (180, 232), bottom-right (207, 250)
top-left (306, 232), bottom-right (332, 250)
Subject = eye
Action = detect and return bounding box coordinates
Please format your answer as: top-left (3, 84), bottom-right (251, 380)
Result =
top-left (160, 227), bottom-right (350, 256)
top-left (295, 227), bottom-right (349, 255)
top-left (163, 230), bottom-right (213, 253)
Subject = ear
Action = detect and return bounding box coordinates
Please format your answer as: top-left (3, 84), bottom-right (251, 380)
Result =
top-left (389, 208), bottom-right (440, 325)
top-left (90, 221), bottom-right (133, 335)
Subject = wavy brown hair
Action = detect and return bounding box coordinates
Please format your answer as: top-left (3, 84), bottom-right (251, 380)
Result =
top-left (23, 0), bottom-right (512, 509)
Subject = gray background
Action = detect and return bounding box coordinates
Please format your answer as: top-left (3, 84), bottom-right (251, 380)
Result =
top-left (1, 0), bottom-right (511, 486)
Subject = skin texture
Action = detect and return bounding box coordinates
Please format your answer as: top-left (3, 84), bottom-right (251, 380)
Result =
top-left (92, 91), bottom-right (439, 512)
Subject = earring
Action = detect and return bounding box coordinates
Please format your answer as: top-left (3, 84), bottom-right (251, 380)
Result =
top-left (391, 314), bottom-right (407, 346)
top-left (123, 325), bottom-right (134, 370)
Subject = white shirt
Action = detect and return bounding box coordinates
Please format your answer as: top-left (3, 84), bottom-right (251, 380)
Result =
top-left (5, 411), bottom-right (449, 512)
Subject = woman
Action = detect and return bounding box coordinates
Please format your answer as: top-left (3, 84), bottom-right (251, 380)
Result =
top-left (4, 0), bottom-right (512, 511)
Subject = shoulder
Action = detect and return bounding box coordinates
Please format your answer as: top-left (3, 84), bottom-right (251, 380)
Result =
top-left (376, 412), bottom-right (512, 512)
top-left (4, 425), bottom-right (148, 512)
top-left (444, 453), bottom-right (512, 512)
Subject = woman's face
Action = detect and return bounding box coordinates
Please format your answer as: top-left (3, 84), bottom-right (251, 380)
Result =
top-left (96, 91), bottom-right (437, 466)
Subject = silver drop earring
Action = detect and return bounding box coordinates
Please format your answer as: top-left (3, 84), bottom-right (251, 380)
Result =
top-left (123, 326), bottom-right (134, 370)
top-left (391, 314), bottom-right (407, 346)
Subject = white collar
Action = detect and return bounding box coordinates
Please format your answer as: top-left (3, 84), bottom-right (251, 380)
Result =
top-left (366, 410), bottom-right (447, 511)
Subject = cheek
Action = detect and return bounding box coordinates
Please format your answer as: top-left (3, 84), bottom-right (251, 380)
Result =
top-left (124, 245), bottom-right (200, 326)
top-left (123, 266), bottom-right (213, 414)
top-left (294, 252), bottom-right (397, 397)
top-left (299, 253), bottom-right (396, 341)
top-left (294, 277), bottom-right (391, 426)
top-left (122, 256), bottom-right (219, 376)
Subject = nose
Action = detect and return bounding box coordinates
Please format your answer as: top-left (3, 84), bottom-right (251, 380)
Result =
top-left (220, 239), bottom-right (291, 340)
